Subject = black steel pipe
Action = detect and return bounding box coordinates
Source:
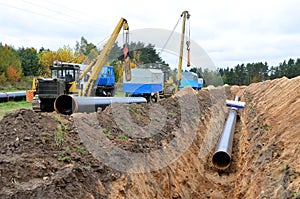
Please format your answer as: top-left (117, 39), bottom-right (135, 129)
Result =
top-left (212, 96), bottom-right (239, 170)
top-left (54, 94), bottom-right (147, 115)
top-left (0, 91), bottom-right (26, 102)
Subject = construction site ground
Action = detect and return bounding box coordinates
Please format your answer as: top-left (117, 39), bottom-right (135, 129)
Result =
top-left (0, 76), bottom-right (299, 198)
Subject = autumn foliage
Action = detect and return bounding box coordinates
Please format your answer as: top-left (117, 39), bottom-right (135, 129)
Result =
top-left (7, 66), bottom-right (20, 81)
top-left (39, 46), bottom-right (85, 77)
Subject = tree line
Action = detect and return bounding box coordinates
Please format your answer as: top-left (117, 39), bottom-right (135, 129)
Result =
top-left (1, 36), bottom-right (299, 88)
top-left (218, 59), bottom-right (300, 86)
top-left (0, 37), bottom-right (168, 85)
top-left (188, 59), bottom-right (300, 87)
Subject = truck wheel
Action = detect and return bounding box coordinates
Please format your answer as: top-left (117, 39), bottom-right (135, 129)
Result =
top-left (153, 93), bottom-right (159, 102)
top-left (111, 87), bottom-right (116, 97)
top-left (148, 93), bottom-right (158, 103)
top-left (145, 94), bottom-right (151, 103)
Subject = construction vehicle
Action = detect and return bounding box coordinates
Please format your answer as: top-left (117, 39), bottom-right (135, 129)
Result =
top-left (159, 11), bottom-right (191, 97)
top-left (123, 11), bottom-right (191, 102)
top-left (198, 78), bottom-right (203, 90)
top-left (174, 11), bottom-right (203, 91)
top-left (31, 61), bottom-right (81, 111)
top-left (158, 68), bottom-right (176, 99)
top-left (78, 17), bottom-right (130, 97)
top-left (176, 10), bottom-right (191, 92)
top-left (179, 71), bottom-right (198, 90)
top-left (30, 17), bottom-right (131, 112)
top-left (179, 72), bottom-right (203, 90)
top-left (95, 65), bottom-right (116, 96)
top-left (123, 68), bottom-right (163, 102)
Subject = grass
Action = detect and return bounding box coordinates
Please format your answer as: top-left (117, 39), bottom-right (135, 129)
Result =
top-left (59, 155), bottom-right (68, 162)
top-left (114, 91), bottom-right (126, 97)
top-left (76, 146), bottom-right (86, 154)
top-left (54, 116), bottom-right (66, 146)
top-left (119, 135), bottom-right (128, 140)
top-left (0, 77), bottom-right (33, 91)
top-left (0, 100), bottom-right (32, 120)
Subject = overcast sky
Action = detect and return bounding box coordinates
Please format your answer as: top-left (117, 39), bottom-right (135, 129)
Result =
top-left (1, 0), bottom-right (300, 70)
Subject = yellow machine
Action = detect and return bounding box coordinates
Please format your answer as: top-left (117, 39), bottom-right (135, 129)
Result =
top-left (30, 18), bottom-right (131, 112)
top-left (176, 10), bottom-right (191, 91)
top-left (159, 11), bottom-right (191, 98)
top-left (77, 17), bottom-right (130, 96)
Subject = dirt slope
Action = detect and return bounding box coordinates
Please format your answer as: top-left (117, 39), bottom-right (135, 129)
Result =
top-left (0, 76), bottom-right (299, 199)
top-left (232, 76), bottom-right (300, 198)
top-left (0, 110), bottom-right (121, 198)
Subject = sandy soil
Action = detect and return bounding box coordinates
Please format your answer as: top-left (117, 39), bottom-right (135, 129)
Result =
top-left (0, 76), bottom-right (299, 198)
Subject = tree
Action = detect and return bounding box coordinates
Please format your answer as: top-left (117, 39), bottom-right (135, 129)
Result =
top-left (107, 42), bottom-right (122, 62)
top-left (203, 68), bottom-right (223, 86)
top-left (75, 36), bottom-right (96, 56)
top-left (108, 41), bottom-right (169, 82)
top-left (38, 46), bottom-right (85, 77)
top-left (190, 67), bottom-right (204, 80)
top-left (7, 66), bottom-right (20, 81)
top-left (235, 64), bottom-right (247, 85)
top-left (0, 43), bottom-right (22, 82)
top-left (111, 60), bottom-right (124, 83)
top-left (38, 50), bottom-right (56, 77)
top-left (18, 47), bottom-right (39, 76)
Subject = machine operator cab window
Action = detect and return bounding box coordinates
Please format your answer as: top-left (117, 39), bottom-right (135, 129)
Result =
top-left (51, 61), bottom-right (80, 82)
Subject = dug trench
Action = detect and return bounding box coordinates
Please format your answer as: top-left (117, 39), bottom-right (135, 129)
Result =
top-left (0, 76), bottom-right (299, 198)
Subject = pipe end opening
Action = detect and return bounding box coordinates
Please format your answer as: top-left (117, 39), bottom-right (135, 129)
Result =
top-left (54, 95), bottom-right (76, 115)
top-left (212, 151), bottom-right (231, 170)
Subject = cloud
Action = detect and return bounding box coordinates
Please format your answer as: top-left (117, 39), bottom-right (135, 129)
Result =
top-left (1, 0), bottom-right (300, 68)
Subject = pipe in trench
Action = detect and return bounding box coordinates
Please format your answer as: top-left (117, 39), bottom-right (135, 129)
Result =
top-left (54, 94), bottom-right (147, 115)
top-left (0, 91), bottom-right (26, 102)
top-left (212, 96), bottom-right (239, 170)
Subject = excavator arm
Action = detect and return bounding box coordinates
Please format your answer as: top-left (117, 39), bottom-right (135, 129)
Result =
top-left (176, 11), bottom-right (190, 92)
top-left (80, 18), bottom-right (130, 96)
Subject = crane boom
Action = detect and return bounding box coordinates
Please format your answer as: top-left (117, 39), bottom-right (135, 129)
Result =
top-left (176, 11), bottom-right (190, 91)
top-left (80, 18), bottom-right (129, 96)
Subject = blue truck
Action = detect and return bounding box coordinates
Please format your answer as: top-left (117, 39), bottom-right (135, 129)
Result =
top-left (180, 72), bottom-right (203, 90)
top-left (95, 66), bottom-right (116, 96)
top-left (123, 68), bottom-right (163, 102)
top-left (198, 78), bottom-right (204, 90)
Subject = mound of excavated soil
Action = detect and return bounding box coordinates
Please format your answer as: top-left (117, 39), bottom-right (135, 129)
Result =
top-left (232, 76), bottom-right (300, 198)
top-left (0, 77), bottom-right (299, 199)
top-left (0, 109), bottom-right (120, 199)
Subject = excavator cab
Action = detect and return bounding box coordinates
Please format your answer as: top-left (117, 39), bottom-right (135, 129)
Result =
top-left (51, 61), bottom-right (80, 83)
top-left (33, 61), bottom-right (81, 112)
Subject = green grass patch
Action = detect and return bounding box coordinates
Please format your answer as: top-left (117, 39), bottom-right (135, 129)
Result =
top-left (0, 100), bottom-right (32, 120)
top-left (114, 91), bottom-right (126, 97)
top-left (119, 135), bottom-right (128, 140)
top-left (76, 146), bottom-right (86, 154)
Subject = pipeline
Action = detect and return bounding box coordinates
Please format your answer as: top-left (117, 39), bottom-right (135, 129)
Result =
top-left (212, 96), bottom-right (243, 170)
top-left (0, 91), bottom-right (26, 103)
top-left (54, 94), bottom-right (147, 115)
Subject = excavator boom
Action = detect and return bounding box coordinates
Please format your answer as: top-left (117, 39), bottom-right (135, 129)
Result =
top-left (176, 11), bottom-right (190, 92)
top-left (80, 18), bottom-right (130, 96)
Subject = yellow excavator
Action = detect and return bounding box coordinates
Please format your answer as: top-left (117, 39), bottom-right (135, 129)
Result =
top-left (77, 18), bottom-right (131, 97)
top-left (176, 10), bottom-right (191, 92)
top-left (30, 18), bottom-right (131, 112)
top-left (159, 10), bottom-right (191, 98)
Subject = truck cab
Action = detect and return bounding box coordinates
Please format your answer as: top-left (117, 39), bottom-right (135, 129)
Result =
top-left (198, 78), bottom-right (203, 90)
top-left (179, 72), bottom-right (198, 90)
top-left (95, 66), bottom-right (116, 96)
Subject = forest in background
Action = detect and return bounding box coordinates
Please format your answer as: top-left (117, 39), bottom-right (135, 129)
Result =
top-left (1, 36), bottom-right (300, 90)
top-left (0, 37), bottom-right (168, 90)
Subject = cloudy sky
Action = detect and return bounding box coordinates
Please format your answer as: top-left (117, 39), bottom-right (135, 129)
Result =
top-left (1, 0), bottom-right (300, 70)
